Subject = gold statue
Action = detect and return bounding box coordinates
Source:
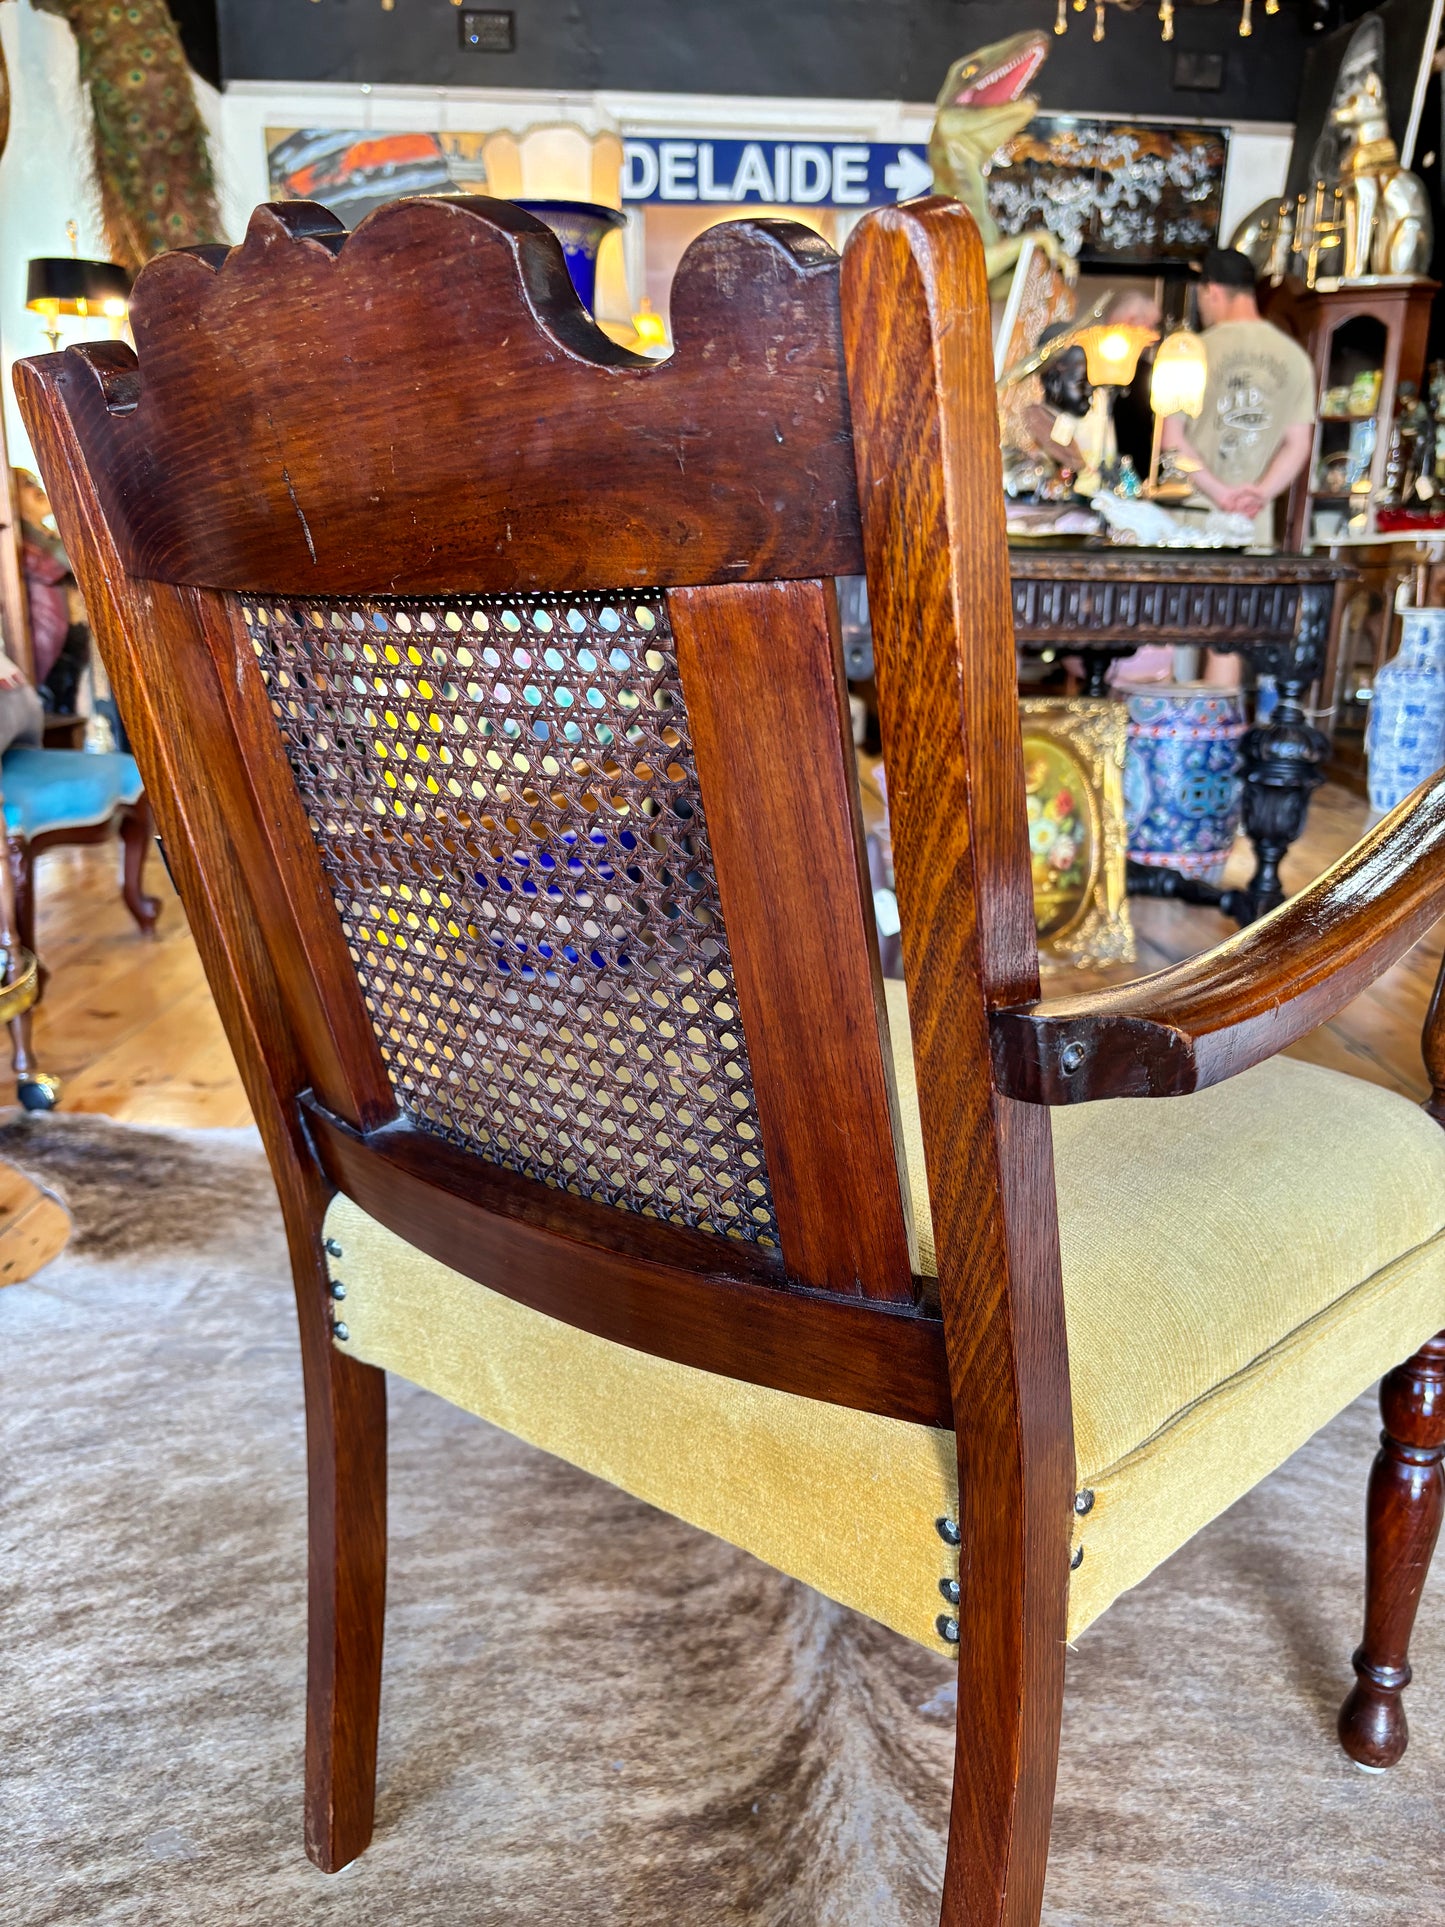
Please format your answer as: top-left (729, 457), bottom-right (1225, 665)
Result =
top-left (1327, 17), bottom-right (1432, 278)
top-left (1231, 16), bottom-right (1431, 282)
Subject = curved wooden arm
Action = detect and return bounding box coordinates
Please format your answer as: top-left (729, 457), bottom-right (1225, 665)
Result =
top-left (991, 773), bottom-right (1445, 1104)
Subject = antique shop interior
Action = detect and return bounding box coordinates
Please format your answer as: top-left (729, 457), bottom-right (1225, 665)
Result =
top-left (10, 2), bottom-right (1445, 1923)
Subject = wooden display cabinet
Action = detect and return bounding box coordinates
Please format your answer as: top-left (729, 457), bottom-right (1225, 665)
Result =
top-left (1264, 277), bottom-right (1436, 553)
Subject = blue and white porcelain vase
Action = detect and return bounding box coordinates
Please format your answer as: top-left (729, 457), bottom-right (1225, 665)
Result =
top-left (516, 199), bottom-right (626, 315)
top-left (1366, 608), bottom-right (1445, 814)
top-left (1122, 685), bottom-right (1247, 886)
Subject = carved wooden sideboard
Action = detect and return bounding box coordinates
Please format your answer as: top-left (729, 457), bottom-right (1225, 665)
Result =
top-left (1008, 547), bottom-right (1355, 924)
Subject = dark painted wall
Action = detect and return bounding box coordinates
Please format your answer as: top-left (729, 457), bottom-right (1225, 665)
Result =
top-left (210, 0), bottom-right (1330, 120)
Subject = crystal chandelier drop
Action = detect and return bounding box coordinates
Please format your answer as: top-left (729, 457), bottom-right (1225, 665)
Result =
top-left (1053, 0), bottom-right (1279, 40)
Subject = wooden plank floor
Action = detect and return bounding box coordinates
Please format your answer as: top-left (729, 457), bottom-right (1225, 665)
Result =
top-left (13, 783), bottom-right (1437, 1130)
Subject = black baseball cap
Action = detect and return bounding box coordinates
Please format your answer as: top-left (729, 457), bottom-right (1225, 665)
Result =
top-left (1194, 247), bottom-right (1258, 289)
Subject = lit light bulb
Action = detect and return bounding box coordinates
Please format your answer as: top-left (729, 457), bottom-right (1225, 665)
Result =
top-left (1239, 0), bottom-right (1253, 34)
top-left (1265, 0), bottom-right (1278, 11)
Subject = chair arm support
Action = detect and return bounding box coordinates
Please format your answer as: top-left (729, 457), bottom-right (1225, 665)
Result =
top-left (991, 774), bottom-right (1445, 1104)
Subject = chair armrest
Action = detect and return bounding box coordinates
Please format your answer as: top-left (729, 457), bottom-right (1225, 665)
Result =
top-left (990, 774), bottom-right (1445, 1104)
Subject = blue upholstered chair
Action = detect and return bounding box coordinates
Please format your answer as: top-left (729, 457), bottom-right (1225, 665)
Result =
top-left (0, 745), bottom-right (157, 1109)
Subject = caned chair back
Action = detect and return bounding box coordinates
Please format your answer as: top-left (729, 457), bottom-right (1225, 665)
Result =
top-left (15, 195), bottom-right (1052, 1435)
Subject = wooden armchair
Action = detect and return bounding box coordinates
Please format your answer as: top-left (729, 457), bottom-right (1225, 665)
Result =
top-left (17, 195), bottom-right (1445, 1925)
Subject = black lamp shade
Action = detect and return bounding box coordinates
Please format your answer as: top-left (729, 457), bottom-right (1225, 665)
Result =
top-left (26, 256), bottom-right (132, 317)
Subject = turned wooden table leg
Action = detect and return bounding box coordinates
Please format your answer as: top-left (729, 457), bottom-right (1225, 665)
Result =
top-left (1339, 1333), bottom-right (1445, 1769)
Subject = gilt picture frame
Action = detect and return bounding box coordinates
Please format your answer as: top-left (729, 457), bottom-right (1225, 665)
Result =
top-left (1020, 695), bottom-right (1134, 972)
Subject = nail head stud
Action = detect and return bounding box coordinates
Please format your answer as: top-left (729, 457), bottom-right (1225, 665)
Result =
top-left (936, 1614), bottom-right (960, 1644)
top-left (1074, 1489), bottom-right (1095, 1516)
top-left (1061, 1041), bottom-right (1087, 1075)
top-left (324, 1238), bottom-right (343, 1258)
top-left (330, 1281), bottom-right (347, 1301)
top-left (936, 1517), bottom-right (961, 1547)
top-left (1070, 1545), bottom-right (1085, 1570)
top-left (938, 1576), bottom-right (961, 1605)
top-left (332, 1320), bottom-right (350, 1342)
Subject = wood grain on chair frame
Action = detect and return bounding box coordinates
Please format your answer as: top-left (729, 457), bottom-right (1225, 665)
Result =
top-left (19, 191), bottom-right (1445, 1926)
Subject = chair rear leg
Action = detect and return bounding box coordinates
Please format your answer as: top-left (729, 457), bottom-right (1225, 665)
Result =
top-left (1339, 1333), bottom-right (1445, 1770)
top-left (304, 1333), bottom-right (388, 1872)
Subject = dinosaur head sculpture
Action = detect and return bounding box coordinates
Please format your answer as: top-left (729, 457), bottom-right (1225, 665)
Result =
top-left (934, 31), bottom-right (1050, 154)
top-left (929, 30), bottom-right (1073, 294)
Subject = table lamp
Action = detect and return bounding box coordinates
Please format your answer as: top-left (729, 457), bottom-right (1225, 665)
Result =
top-left (1076, 323), bottom-right (1155, 390)
top-left (1147, 328), bottom-right (1208, 495)
top-left (25, 223), bottom-right (131, 354)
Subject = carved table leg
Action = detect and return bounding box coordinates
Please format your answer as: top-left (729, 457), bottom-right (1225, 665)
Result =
top-left (1338, 1333), bottom-right (1445, 1770)
top-left (1232, 584), bottom-right (1333, 923)
top-left (1233, 677), bottom-right (1330, 921)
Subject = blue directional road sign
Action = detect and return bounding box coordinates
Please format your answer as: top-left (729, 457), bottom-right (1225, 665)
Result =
top-left (620, 139), bottom-right (934, 210)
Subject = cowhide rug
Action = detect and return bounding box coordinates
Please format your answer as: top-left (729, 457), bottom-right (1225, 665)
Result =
top-left (1, 1112), bottom-right (1442, 1925)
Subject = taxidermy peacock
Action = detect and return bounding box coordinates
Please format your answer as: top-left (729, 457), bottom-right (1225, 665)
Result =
top-left (28, 0), bottom-right (221, 271)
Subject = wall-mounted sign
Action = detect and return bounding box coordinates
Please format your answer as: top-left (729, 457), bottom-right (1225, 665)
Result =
top-left (620, 139), bottom-right (933, 208)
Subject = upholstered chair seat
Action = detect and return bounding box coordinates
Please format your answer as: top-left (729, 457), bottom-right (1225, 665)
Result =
top-left (324, 977), bottom-right (1445, 1657)
top-left (0, 745), bottom-right (143, 838)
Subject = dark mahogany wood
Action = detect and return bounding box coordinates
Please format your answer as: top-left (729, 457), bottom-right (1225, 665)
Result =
top-left (303, 1098), bottom-right (949, 1425)
top-left (844, 199), bottom-right (1073, 1927)
top-left (47, 199), bottom-right (864, 598)
top-left (18, 363), bottom-right (389, 1875)
top-left (671, 577), bottom-right (916, 1301)
top-left (991, 771), bottom-right (1445, 1104)
top-left (1339, 1334), bottom-right (1445, 1770)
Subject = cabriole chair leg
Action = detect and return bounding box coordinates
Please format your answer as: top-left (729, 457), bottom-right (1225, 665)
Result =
top-left (303, 1336), bottom-right (388, 1872)
top-left (119, 799), bottom-right (160, 936)
top-left (1338, 1332), bottom-right (1445, 1770)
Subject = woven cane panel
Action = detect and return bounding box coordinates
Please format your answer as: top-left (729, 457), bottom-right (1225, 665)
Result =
top-left (241, 592), bottom-right (778, 1245)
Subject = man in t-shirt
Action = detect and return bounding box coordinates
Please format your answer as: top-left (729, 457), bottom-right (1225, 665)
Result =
top-left (1162, 246), bottom-right (1316, 546)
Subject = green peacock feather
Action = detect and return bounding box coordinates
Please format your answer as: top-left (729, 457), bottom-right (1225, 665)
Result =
top-left (31, 0), bottom-right (221, 270)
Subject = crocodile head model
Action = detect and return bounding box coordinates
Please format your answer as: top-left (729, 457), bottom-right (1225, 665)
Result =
top-left (928, 31), bottom-right (1075, 294)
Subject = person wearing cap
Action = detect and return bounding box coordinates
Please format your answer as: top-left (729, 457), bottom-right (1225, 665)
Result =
top-left (1162, 246), bottom-right (1316, 545)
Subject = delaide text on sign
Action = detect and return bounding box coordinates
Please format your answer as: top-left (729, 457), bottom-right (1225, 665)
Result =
top-left (620, 139), bottom-right (934, 209)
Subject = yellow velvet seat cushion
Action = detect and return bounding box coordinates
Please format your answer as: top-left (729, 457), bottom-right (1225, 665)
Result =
top-left (883, 980), bottom-right (1445, 1633)
top-left (326, 986), bottom-right (1445, 1656)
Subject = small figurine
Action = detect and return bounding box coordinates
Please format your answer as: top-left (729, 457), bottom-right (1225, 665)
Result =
top-left (1022, 326), bottom-right (1115, 494)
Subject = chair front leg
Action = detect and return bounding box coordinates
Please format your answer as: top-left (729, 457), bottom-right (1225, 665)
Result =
top-left (1338, 1333), bottom-right (1445, 1770)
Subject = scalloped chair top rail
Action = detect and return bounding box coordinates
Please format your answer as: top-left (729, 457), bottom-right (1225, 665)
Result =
top-left (31, 198), bottom-right (868, 598)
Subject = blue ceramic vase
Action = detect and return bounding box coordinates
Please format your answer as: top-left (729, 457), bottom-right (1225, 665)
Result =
top-left (1122, 685), bottom-right (1247, 885)
top-left (1366, 608), bottom-right (1445, 814)
top-left (516, 199), bottom-right (626, 315)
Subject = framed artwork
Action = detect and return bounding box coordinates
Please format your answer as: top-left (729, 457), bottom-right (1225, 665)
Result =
top-left (987, 118), bottom-right (1228, 268)
top-left (1020, 696), bottom-right (1134, 972)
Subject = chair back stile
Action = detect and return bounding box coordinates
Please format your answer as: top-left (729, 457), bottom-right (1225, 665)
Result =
top-left (842, 201), bottom-right (1074, 1920)
top-left (15, 193), bottom-right (964, 1408)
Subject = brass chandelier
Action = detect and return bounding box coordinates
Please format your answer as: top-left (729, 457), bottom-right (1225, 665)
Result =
top-left (1053, 0), bottom-right (1280, 42)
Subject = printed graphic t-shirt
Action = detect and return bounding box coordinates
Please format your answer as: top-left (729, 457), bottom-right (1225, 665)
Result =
top-left (1188, 319), bottom-right (1316, 541)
